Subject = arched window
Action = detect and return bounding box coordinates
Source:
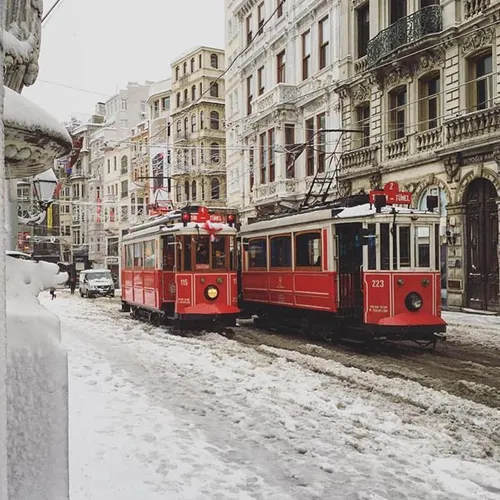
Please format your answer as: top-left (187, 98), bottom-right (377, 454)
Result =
top-left (200, 111), bottom-right (204, 129)
top-left (176, 92), bottom-right (181, 107)
top-left (184, 180), bottom-right (190, 200)
top-left (210, 142), bottom-right (220, 163)
top-left (175, 66), bottom-right (180, 80)
top-left (210, 82), bottom-right (219, 98)
top-left (191, 114), bottom-right (196, 132)
top-left (192, 181), bottom-right (197, 201)
top-left (201, 142), bottom-right (205, 163)
top-left (211, 178), bottom-right (220, 200)
top-left (190, 57), bottom-right (195, 72)
top-left (191, 85), bottom-right (196, 101)
top-left (210, 111), bottom-right (219, 129)
top-left (191, 149), bottom-right (196, 165)
top-left (183, 61), bottom-right (187, 74)
top-left (184, 117), bottom-right (189, 132)
top-left (176, 120), bottom-right (181, 133)
top-left (183, 89), bottom-right (188, 102)
top-left (210, 54), bottom-right (218, 69)
top-left (199, 82), bottom-right (203, 95)
top-left (120, 155), bottom-right (128, 174)
top-left (176, 183), bottom-right (182, 202)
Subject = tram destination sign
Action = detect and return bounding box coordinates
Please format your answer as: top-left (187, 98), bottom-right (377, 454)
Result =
top-left (369, 182), bottom-right (412, 205)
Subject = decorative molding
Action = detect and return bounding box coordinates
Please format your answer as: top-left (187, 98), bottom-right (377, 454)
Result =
top-left (369, 170), bottom-right (382, 190)
top-left (461, 27), bottom-right (494, 56)
top-left (444, 154), bottom-right (461, 183)
top-left (493, 147), bottom-right (500, 168)
top-left (351, 82), bottom-right (371, 105)
top-left (385, 64), bottom-right (412, 89)
top-left (338, 179), bottom-right (352, 197)
top-left (412, 49), bottom-right (445, 78)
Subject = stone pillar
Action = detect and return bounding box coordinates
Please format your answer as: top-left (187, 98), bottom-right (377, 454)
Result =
top-left (444, 203), bottom-right (465, 310)
top-left (0, 1), bottom-right (10, 497)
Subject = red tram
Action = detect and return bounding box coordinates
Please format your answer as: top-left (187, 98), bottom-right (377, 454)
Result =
top-left (239, 187), bottom-right (447, 344)
top-left (120, 206), bottom-right (240, 333)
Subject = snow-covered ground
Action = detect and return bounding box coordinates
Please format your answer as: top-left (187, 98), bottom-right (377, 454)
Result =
top-left (42, 292), bottom-right (500, 500)
top-left (443, 310), bottom-right (500, 350)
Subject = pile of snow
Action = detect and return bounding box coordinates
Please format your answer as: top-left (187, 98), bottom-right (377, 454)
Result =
top-left (3, 86), bottom-right (71, 144)
top-left (443, 311), bottom-right (500, 350)
top-left (6, 257), bottom-right (69, 500)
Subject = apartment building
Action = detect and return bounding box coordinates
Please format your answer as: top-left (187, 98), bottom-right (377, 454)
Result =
top-left (130, 120), bottom-right (150, 222)
top-left (335, 0), bottom-right (500, 311)
top-left (170, 46), bottom-right (227, 207)
top-left (146, 79), bottom-right (173, 212)
top-left (225, 0), bottom-right (341, 220)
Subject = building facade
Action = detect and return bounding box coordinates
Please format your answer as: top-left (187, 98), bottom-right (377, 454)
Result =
top-left (335, 0), bottom-right (500, 311)
top-left (146, 79), bottom-right (173, 212)
top-left (170, 46), bottom-right (227, 207)
top-left (225, 0), bottom-right (341, 220)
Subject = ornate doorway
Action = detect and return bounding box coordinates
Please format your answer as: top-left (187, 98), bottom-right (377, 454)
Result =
top-left (464, 178), bottom-right (499, 310)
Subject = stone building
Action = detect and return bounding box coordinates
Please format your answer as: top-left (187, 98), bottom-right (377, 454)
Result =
top-left (335, 0), bottom-right (500, 311)
top-left (170, 46), bottom-right (227, 207)
top-left (224, 0), bottom-right (341, 220)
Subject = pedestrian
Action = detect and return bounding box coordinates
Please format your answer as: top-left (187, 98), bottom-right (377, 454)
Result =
top-left (70, 279), bottom-right (76, 295)
top-left (49, 287), bottom-right (56, 300)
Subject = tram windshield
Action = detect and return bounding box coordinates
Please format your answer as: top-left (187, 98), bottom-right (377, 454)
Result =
top-left (174, 235), bottom-right (236, 272)
top-left (364, 222), bottom-right (440, 271)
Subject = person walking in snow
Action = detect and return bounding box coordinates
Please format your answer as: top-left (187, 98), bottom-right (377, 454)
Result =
top-left (49, 287), bottom-right (56, 300)
top-left (69, 279), bottom-right (76, 295)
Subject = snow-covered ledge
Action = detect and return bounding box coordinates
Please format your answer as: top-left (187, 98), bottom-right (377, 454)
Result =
top-left (3, 86), bottom-right (72, 179)
top-left (6, 257), bottom-right (69, 500)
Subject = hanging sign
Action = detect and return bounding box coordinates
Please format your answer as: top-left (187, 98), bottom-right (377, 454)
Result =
top-left (369, 181), bottom-right (412, 205)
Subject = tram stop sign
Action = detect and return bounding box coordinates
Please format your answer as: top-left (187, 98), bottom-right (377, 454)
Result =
top-left (369, 181), bottom-right (412, 205)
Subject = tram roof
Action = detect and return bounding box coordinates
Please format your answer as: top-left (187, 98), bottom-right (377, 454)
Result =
top-left (122, 220), bottom-right (237, 242)
top-left (241, 203), bottom-right (441, 234)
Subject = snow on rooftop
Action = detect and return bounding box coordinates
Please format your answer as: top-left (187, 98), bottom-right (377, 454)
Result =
top-left (4, 87), bottom-right (72, 145)
top-left (335, 203), bottom-right (435, 219)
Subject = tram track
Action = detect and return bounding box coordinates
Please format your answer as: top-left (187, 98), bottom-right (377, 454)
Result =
top-left (231, 320), bottom-right (500, 410)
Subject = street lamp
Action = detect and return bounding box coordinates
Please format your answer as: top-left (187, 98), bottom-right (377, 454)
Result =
top-left (32, 168), bottom-right (58, 211)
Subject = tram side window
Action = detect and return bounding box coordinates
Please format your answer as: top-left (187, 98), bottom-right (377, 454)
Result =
top-left (125, 245), bottom-right (133, 268)
top-left (270, 235), bottom-right (291, 268)
top-left (248, 238), bottom-right (267, 269)
top-left (133, 242), bottom-right (143, 267)
top-left (230, 237), bottom-right (237, 272)
top-left (399, 226), bottom-right (411, 268)
top-left (212, 236), bottom-right (227, 270)
top-left (367, 224), bottom-right (376, 270)
top-left (196, 236), bottom-right (210, 269)
top-left (163, 235), bottom-right (175, 271)
top-left (380, 223), bottom-right (390, 270)
top-left (144, 240), bottom-right (156, 268)
top-left (415, 226), bottom-right (430, 268)
top-left (183, 235), bottom-right (192, 271)
top-left (295, 232), bottom-right (321, 267)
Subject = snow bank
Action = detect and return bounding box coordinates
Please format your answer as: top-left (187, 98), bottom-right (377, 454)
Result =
top-left (6, 257), bottom-right (69, 500)
top-left (3, 86), bottom-right (71, 145)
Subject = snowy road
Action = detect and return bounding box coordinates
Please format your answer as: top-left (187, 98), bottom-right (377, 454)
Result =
top-left (43, 292), bottom-right (500, 499)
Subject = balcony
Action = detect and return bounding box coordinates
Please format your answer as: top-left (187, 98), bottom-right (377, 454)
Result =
top-left (340, 145), bottom-right (380, 178)
top-left (464, 0), bottom-right (490, 19)
top-left (251, 179), bottom-right (300, 203)
top-left (251, 84), bottom-right (298, 115)
top-left (366, 5), bottom-right (442, 66)
top-left (174, 131), bottom-right (189, 143)
top-left (444, 106), bottom-right (500, 146)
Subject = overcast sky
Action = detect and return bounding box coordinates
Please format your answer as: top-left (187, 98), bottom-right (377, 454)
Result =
top-left (23, 0), bottom-right (226, 123)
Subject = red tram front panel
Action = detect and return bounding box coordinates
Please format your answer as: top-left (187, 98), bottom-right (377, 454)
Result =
top-left (175, 272), bottom-right (238, 316)
top-left (363, 271), bottom-right (444, 327)
top-left (242, 271), bottom-right (338, 312)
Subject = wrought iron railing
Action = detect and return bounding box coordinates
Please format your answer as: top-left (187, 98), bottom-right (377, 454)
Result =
top-left (366, 5), bottom-right (442, 66)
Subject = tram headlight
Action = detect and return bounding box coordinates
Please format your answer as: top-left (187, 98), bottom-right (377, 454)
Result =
top-left (205, 285), bottom-right (219, 301)
top-left (405, 292), bottom-right (423, 311)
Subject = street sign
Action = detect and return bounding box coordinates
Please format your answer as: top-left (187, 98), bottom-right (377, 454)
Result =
top-left (369, 181), bottom-right (412, 206)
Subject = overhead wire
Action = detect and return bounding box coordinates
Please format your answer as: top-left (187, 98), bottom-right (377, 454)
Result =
top-left (42, 0), bottom-right (67, 25)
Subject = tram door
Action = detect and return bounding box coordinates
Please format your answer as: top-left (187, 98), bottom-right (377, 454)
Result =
top-left (336, 223), bottom-right (363, 317)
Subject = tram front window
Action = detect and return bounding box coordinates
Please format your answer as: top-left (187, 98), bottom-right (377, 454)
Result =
top-left (415, 226), bottom-right (431, 268)
top-left (196, 236), bottom-right (210, 269)
top-left (212, 237), bottom-right (226, 269)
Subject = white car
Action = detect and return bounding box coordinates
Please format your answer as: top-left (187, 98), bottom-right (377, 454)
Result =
top-left (79, 269), bottom-right (115, 298)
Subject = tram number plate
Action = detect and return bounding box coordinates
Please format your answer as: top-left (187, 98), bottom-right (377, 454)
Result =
top-left (180, 279), bottom-right (189, 286)
top-left (371, 279), bottom-right (385, 288)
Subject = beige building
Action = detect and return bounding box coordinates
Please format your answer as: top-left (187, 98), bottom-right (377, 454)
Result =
top-left (335, 0), bottom-right (500, 311)
top-left (130, 121), bottom-right (150, 221)
top-left (170, 46), bottom-right (227, 207)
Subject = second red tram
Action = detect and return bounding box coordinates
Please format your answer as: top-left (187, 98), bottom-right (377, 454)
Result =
top-left (238, 191), bottom-right (447, 343)
top-left (121, 206), bottom-right (240, 332)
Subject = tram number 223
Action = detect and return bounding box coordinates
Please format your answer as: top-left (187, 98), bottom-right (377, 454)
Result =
top-left (371, 279), bottom-right (385, 288)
